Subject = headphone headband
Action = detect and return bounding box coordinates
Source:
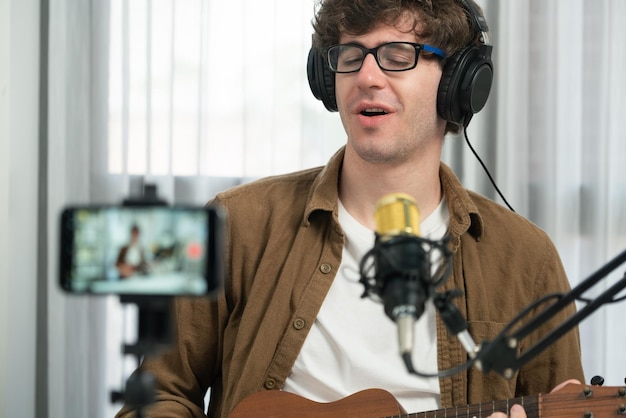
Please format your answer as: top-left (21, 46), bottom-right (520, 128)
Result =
top-left (458, 0), bottom-right (489, 33)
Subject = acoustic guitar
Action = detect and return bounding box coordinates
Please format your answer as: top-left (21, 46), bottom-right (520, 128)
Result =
top-left (229, 383), bottom-right (626, 418)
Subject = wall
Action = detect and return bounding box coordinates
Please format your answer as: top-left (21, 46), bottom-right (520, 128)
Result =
top-left (0, 0), bottom-right (40, 417)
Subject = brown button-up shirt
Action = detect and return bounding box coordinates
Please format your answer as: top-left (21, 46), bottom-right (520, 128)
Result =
top-left (117, 147), bottom-right (584, 418)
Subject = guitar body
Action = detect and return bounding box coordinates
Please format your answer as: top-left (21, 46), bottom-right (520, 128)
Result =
top-left (229, 388), bottom-right (406, 418)
top-left (229, 384), bottom-right (626, 418)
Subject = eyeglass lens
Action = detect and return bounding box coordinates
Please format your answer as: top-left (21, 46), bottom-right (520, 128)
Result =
top-left (329, 42), bottom-right (419, 73)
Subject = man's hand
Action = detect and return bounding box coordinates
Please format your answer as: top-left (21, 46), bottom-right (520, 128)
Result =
top-left (487, 379), bottom-right (581, 418)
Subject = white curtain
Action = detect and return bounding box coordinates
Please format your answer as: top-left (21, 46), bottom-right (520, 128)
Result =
top-left (102, 0), bottom-right (345, 200)
top-left (46, 0), bottom-right (626, 417)
top-left (46, 1), bottom-right (110, 417)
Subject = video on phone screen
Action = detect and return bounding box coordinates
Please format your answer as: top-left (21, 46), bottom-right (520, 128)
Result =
top-left (62, 207), bottom-right (212, 295)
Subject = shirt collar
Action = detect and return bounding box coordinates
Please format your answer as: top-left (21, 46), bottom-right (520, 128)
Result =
top-left (303, 147), bottom-right (344, 226)
top-left (304, 146), bottom-right (484, 240)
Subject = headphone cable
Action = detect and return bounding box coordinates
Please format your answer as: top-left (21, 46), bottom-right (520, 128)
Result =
top-left (462, 128), bottom-right (516, 212)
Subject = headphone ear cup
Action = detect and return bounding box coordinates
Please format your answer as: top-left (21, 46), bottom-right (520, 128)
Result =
top-left (437, 44), bottom-right (493, 127)
top-left (307, 47), bottom-right (338, 112)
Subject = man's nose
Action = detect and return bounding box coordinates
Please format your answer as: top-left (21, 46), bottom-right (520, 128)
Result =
top-left (356, 53), bottom-right (386, 86)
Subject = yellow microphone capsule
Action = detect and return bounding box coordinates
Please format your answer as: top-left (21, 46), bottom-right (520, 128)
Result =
top-left (374, 193), bottom-right (420, 238)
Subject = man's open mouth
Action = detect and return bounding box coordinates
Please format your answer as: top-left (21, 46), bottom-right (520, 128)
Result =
top-left (360, 108), bottom-right (388, 117)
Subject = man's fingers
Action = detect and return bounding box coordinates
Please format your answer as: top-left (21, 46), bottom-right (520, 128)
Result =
top-left (487, 404), bottom-right (527, 418)
top-left (486, 380), bottom-right (582, 418)
top-left (509, 404), bottom-right (527, 417)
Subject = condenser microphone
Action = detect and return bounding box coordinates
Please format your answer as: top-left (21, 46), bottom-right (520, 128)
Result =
top-left (360, 194), bottom-right (477, 375)
top-left (372, 193), bottom-right (431, 357)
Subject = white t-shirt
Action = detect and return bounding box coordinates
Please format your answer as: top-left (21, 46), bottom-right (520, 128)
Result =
top-left (283, 197), bottom-right (450, 414)
top-left (124, 243), bottom-right (143, 266)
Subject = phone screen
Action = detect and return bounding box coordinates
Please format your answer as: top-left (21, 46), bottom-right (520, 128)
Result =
top-left (59, 205), bottom-right (223, 296)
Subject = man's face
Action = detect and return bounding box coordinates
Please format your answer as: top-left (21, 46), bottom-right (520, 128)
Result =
top-left (335, 15), bottom-right (446, 165)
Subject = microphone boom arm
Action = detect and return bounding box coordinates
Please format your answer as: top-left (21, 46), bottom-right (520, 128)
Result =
top-left (476, 248), bottom-right (626, 378)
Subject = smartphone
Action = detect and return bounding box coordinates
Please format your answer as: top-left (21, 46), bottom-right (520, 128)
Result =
top-left (59, 204), bottom-right (224, 296)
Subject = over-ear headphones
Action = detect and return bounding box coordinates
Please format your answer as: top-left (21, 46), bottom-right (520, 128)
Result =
top-left (306, 0), bottom-right (493, 127)
top-left (307, 46), bottom-right (337, 112)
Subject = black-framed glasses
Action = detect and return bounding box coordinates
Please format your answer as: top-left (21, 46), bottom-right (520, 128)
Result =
top-left (326, 42), bottom-right (446, 74)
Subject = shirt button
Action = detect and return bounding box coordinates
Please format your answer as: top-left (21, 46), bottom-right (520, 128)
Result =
top-left (293, 318), bottom-right (305, 330)
top-left (320, 263), bottom-right (332, 274)
top-left (264, 378), bottom-right (277, 389)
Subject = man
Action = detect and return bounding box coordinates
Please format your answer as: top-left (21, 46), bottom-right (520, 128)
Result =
top-left (117, 1), bottom-right (584, 417)
top-left (116, 225), bottom-right (148, 278)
